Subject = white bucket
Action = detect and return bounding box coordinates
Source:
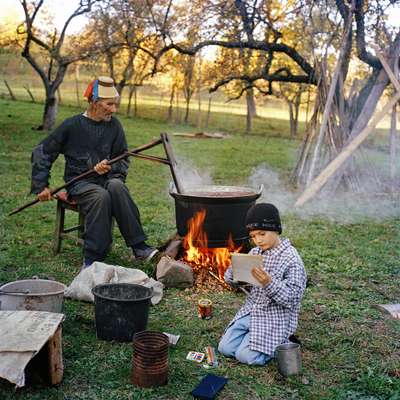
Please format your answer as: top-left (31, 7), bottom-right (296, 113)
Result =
top-left (0, 279), bottom-right (66, 313)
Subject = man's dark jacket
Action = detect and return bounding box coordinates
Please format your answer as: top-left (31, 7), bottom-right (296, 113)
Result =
top-left (31, 114), bottom-right (129, 194)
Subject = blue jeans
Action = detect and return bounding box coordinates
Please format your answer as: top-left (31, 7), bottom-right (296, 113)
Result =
top-left (218, 314), bottom-right (272, 366)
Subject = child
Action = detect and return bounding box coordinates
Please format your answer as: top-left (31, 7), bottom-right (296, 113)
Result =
top-left (218, 203), bottom-right (307, 366)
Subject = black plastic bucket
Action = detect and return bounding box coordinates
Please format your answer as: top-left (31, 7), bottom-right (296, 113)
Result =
top-left (92, 283), bottom-right (153, 342)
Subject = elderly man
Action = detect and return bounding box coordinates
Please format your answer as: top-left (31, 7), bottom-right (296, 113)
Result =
top-left (31, 76), bottom-right (158, 267)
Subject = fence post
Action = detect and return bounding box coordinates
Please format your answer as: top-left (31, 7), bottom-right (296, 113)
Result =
top-left (4, 80), bottom-right (16, 100)
top-left (24, 86), bottom-right (36, 102)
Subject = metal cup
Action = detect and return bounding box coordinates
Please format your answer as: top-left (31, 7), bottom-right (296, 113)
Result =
top-left (275, 343), bottom-right (301, 377)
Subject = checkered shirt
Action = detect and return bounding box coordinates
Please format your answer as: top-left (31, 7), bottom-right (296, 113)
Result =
top-left (224, 238), bottom-right (307, 356)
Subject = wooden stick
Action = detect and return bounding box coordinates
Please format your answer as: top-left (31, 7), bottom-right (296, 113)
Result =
top-left (9, 138), bottom-right (163, 216)
top-left (306, 12), bottom-right (353, 186)
top-left (161, 133), bottom-right (184, 193)
top-left (4, 79), bottom-right (16, 100)
top-left (127, 152), bottom-right (170, 165)
top-left (208, 270), bottom-right (233, 291)
top-left (294, 90), bottom-right (400, 207)
top-left (208, 270), bottom-right (250, 295)
top-left (371, 44), bottom-right (400, 92)
top-left (24, 86), bottom-right (36, 102)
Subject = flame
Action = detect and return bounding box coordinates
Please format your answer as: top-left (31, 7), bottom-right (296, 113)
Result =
top-left (182, 209), bottom-right (242, 278)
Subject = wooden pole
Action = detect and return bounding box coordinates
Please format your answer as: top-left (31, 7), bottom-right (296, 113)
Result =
top-left (24, 86), bottom-right (36, 102)
top-left (294, 90), bottom-right (400, 207)
top-left (371, 44), bottom-right (400, 92)
top-left (4, 79), bottom-right (16, 100)
top-left (306, 14), bottom-right (353, 185)
top-left (390, 104), bottom-right (397, 186)
top-left (161, 133), bottom-right (184, 194)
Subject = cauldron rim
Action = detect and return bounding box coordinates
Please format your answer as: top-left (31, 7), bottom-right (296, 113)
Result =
top-left (169, 184), bottom-right (263, 203)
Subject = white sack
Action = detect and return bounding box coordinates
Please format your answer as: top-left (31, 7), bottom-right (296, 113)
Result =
top-left (64, 261), bottom-right (164, 305)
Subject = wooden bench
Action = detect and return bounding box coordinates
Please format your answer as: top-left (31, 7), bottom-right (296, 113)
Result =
top-left (53, 192), bottom-right (85, 255)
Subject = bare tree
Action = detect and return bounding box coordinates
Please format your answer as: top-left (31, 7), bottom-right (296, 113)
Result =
top-left (18, 0), bottom-right (99, 130)
top-left (146, 0), bottom-right (400, 195)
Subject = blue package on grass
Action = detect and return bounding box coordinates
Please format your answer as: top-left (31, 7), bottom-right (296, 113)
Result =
top-left (191, 373), bottom-right (228, 400)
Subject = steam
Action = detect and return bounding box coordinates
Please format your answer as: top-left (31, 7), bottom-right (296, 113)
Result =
top-left (167, 138), bottom-right (399, 223)
top-left (174, 156), bottom-right (213, 191)
top-left (248, 164), bottom-right (400, 223)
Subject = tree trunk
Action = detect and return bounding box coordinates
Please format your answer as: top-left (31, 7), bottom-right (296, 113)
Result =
top-left (305, 87), bottom-right (311, 125)
top-left (116, 82), bottom-right (125, 98)
top-left (390, 104), bottom-right (397, 188)
top-left (293, 93), bottom-right (301, 137)
top-left (245, 107), bottom-right (253, 134)
top-left (75, 64), bottom-right (81, 107)
top-left (175, 91), bottom-right (181, 124)
top-left (245, 88), bottom-right (256, 134)
top-left (127, 85), bottom-right (134, 116)
top-left (57, 88), bottom-right (62, 105)
top-left (246, 87), bottom-right (257, 117)
top-left (196, 89), bottom-right (202, 129)
top-left (184, 96), bottom-right (190, 124)
top-left (42, 95), bottom-right (58, 130)
top-left (134, 86), bottom-right (138, 117)
top-left (205, 95), bottom-right (212, 129)
top-left (168, 84), bottom-right (176, 122)
top-left (288, 101), bottom-right (295, 138)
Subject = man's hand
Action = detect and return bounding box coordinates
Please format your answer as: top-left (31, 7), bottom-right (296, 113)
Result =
top-left (94, 159), bottom-right (111, 175)
top-left (251, 266), bottom-right (272, 287)
top-left (37, 187), bottom-right (53, 202)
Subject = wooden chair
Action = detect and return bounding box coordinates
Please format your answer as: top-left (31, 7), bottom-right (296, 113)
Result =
top-left (53, 192), bottom-right (85, 255)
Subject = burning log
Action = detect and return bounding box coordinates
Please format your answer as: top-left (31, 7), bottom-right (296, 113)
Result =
top-left (182, 209), bottom-right (243, 280)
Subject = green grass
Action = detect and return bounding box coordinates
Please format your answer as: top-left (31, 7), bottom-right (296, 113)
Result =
top-left (0, 99), bottom-right (399, 399)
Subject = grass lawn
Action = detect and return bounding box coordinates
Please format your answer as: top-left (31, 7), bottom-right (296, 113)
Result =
top-left (0, 99), bottom-right (399, 400)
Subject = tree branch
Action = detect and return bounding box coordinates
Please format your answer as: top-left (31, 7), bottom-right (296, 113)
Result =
top-left (155, 39), bottom-right (317, 83)
top-left (354, 0), bottom-right (381, 68)
top-left (209, 70), bottom-right (313, 93)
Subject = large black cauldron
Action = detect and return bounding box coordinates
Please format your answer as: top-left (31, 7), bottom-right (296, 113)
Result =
top-left (170, 185), bottom-right (263, 248)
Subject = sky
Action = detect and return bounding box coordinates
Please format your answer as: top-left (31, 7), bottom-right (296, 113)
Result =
top-left (0, 0), bottom-right (90, 33)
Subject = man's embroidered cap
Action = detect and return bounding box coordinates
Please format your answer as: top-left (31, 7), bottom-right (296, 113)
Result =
top-left (83, 76), bottom-right (119, 101)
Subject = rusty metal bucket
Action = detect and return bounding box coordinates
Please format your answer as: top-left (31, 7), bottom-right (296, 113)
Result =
top-left (132, 331), bottom-right (169, 388)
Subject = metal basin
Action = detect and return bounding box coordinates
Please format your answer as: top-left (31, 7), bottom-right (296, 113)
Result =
top-left (0, 279), bottom-right (66, 313)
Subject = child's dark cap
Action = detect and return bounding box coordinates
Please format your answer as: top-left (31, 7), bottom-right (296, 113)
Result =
top-left (245, 203), bottom-right (282, 234)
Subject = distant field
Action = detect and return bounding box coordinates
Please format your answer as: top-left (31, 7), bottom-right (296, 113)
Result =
top-left (0, 75), bottom-right (306, 137)
top-left (0, 72), bottom-right (395, 130)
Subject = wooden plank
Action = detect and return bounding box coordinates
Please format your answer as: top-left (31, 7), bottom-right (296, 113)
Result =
top-left (294, 90), bottom-right (400, 207)
top-left (47, 326), bottom-right (63, 385)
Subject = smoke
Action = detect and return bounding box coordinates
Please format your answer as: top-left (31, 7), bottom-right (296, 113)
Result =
top-left (167, 144), bottom-right (399, 223)
top-left (173, 156), bottom-right (213, 192)
top-left (248, 164), bottom-right (400, 223)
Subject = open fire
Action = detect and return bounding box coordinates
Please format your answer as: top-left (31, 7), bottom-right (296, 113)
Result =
top-left (182, 209), bottom-right (242, 279)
